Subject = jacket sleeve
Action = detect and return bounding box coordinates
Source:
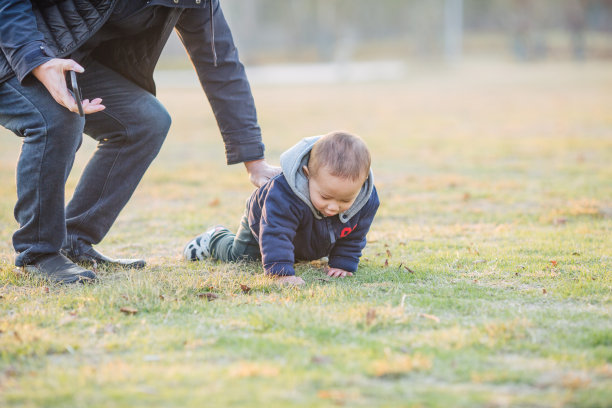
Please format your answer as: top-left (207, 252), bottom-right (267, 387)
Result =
top-left (174, 2), bottom-right (264, 165)
top-left (328, 187), bottom-right (380, 273)
top-left (258, 185), bottom-right (303, 276)
top-left (0, 0), bottom-right (54, 82)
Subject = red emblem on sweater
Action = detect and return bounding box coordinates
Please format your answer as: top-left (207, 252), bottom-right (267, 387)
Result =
top-left (340, 223), bottom-right (357, 238)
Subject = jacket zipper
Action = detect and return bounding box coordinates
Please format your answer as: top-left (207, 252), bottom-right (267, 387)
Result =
top-left (326, 218), bottom-right (336, 252)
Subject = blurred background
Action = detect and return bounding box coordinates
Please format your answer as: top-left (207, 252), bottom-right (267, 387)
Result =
top-left (158, 0), bottom-right (612, 82)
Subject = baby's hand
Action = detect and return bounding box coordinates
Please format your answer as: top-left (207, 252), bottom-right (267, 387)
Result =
top-left (326, 268), bottom-right (354, 278)
top-left (274, 275), bottom-right (305, 287)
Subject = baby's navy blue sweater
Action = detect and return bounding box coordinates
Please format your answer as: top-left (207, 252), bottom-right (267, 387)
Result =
top-left (247, 174), bottom-right (379, 276)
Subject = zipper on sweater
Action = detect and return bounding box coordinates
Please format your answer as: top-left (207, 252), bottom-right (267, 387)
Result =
top-left (326, 218), bottom-right (336, 252)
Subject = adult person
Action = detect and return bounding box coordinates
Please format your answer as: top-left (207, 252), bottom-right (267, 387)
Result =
top-left (0, 0), bottom-right (280, 283)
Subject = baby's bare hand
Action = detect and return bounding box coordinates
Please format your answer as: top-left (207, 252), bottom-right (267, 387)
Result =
top-left (326, 268), bottom-right (353, 278)
top-left (274, 275), bottom-right (305, 286)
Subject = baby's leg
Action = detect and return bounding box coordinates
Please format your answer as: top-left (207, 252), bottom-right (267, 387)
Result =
top-left (209, 214), bottom-right (260, 262)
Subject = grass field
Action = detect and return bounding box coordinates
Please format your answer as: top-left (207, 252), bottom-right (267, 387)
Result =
top-left (0, 61), bottom-right (611, 407)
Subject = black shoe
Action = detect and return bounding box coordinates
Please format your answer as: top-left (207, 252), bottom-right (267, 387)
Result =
top-left (23, 253), bottom-right (97, 284)
top-left (64, 242), bottom-right (146, 269)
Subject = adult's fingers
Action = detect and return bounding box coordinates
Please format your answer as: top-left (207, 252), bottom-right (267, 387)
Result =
top-left (81, 98), bottom-right (106, 114)
top-left (62, 59), bottom-right (84, 73)
top-left (55, 76), bottom-right (78, 113)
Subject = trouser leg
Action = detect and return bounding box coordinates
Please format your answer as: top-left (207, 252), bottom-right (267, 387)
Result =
top-left (63, 61), bottom-right (171, 249)
top-left (209, 211), bottom-right (261, 262)
top-left (0, 76), bottom-right (84, 266)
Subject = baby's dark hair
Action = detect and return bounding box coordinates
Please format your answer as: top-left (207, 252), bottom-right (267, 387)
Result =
top-left (308, 131), bottom-right (371, 181)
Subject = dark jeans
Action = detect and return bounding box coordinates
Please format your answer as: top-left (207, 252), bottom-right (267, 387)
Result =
top-left (0, 61), bottom-right (171, 266)
top-left (209, 205), bottom-right (261, 263)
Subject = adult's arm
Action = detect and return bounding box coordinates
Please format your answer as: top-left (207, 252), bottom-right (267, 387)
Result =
top-left (0, 0), bottom-right (53, 82)
top-left (175, 2), bottom-right (267, 168)
top-left (0, 1), bottom-right (104, 114)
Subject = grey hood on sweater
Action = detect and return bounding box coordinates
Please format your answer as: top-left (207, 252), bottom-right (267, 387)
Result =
top-left (279, 135), bottom-right (374, 223)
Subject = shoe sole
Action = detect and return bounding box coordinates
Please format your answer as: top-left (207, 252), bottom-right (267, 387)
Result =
top-left (22, 265), bottom-right (97, 285)
top-left (72, 256), bottom-right (146, 270)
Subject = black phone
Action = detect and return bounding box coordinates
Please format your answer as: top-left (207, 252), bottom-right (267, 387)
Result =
top-left (69, 70), bottom-right (84, 117)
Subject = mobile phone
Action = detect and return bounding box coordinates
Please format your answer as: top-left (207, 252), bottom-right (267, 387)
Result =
top-left (69, 70), bottom-right (84, 117)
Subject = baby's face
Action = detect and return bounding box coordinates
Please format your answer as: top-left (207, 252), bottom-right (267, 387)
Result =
top-left (304, 166), bottom-right (364, 217)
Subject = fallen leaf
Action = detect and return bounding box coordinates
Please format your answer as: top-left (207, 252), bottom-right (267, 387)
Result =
top-left (120, 307), bottom-right (138, 315)
top-left (310, 259), bottom-right (326, 267)
top-left (468, 244), bottom-right (480, 255)
top-left (562, 374), bottom-right (591, 389)
top-left (419, 313), bottom-right (440, 323)
top-left (317, 390), bottom-right (347, 401)
top-left (366, 308), bottom-right (377, 326)
top-left (229, 362), bottom-right (279, 378)
top-left (4, 367), bottom-right (17, 377)
top-left (403, 265), bottom-right (415, 274)
top-left (240, 284), bottom-right (251, 294)
top-left (372, 353), bottom-right (432, 377)
top-left (197, 292), bottom-right (218, 301)
top-left (311, 355), bottom-right (332, 364)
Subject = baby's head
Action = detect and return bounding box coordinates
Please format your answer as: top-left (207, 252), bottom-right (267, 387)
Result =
top-left (303, 131), bottom-right (371, 217)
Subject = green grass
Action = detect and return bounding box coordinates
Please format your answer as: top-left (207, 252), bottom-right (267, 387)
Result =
top-left (1, 60), bottom-right (611, 407)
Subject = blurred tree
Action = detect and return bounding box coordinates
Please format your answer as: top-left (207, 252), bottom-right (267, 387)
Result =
top-left (162, 0), bottom-right (612, 64)
top-left (444, 0), bottom-right (463, 62)
top-left (566, 0), bottom-right (587, 59)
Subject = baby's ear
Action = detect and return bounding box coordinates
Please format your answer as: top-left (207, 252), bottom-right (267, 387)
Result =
top-left (302, 165), bottom-right (310, 178)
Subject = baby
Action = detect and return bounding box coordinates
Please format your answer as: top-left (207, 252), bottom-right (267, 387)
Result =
top-left (184, 131), bottom-right (379, 286)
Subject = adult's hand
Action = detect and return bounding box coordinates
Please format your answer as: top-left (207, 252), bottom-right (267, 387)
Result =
top-left (31, 58), bottom-right (105, 115)
top-left (244, 159), bottom-right (281, 188)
